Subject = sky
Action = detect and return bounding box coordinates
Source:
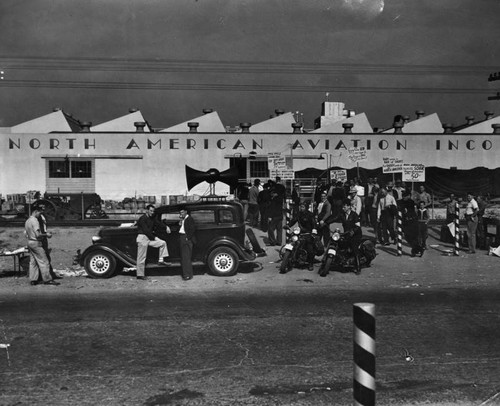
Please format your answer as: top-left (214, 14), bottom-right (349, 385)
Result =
top-left (0, 0), bottom-right (499, 131)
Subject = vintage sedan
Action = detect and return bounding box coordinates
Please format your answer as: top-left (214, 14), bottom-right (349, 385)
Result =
top-left (79, 200), bottom-right (261, 278)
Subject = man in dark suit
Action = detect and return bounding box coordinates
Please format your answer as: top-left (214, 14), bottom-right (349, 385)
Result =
top-left (179, 207), bottom-right (196, 280)
top-left (316, 191), bottom-right (332, 246)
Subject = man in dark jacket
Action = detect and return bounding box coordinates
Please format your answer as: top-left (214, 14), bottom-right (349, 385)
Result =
top-left (325, 198), bottom-right (363, 273)
top-left (267, 189), bottom-right (284, 246)
top-left (288, 201), bottom-right (317, 270)
top-left (401, 191), bottom-right (424, 257)
top-left (258, 182), bottom-right (272, 232)
top-left (136, 204), bottom-right (170, 280)
top-left (179, 207), bottom-right (196, 280)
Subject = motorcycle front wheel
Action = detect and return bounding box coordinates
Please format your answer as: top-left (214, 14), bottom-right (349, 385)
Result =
top-left (279, 250), bottom-right (293, 274)
top-left (319, 256), bottom-right (333, 277)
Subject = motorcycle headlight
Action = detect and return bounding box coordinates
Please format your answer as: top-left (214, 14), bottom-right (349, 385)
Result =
top-left (312, 229), bottom-right (317, 234)
top-left (291, 235), bottom-right (299, 242)
top-left (293, 227), bottom-right (301, 235)
top-left (332, 232), bottom-right (340, 241)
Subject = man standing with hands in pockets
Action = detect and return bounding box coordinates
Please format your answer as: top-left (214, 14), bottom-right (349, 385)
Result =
top-left (179, 207), bottom-right (196, 281)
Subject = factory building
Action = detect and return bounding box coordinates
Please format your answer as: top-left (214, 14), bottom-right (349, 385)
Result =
top-left (1, 101), bottom-right (500, 206)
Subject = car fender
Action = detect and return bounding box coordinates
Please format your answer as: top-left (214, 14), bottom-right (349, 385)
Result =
top-left (203, 237), bottom-right (256, 263)
top-left (80, 243), bottom-right (136, 267)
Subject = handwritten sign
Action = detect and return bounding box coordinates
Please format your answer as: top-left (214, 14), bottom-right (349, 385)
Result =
top-left (270, 168), bottom-right (295, 180)
top-left (402, 164), bottom-right (425, 182)
top-left (267, 152), bottom-right (283, 170)
top-left (382, 157), bottom-right (403, 173)
top-left (347, 147), bottom-right (367, 163)
top-left (329, 169), bottom-right (347, 183)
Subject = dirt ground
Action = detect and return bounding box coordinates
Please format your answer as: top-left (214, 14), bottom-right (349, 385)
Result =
top-left (1, 224), bottom-right (500, 294)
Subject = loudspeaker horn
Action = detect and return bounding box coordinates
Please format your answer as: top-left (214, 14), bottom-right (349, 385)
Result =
top-left (185, 165), bottom-right (240, 191)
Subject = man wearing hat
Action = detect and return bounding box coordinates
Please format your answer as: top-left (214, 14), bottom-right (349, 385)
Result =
top-left (37, 204), bottom-right (62, 280)
top-left (25, 207), bottom-right (60, 285)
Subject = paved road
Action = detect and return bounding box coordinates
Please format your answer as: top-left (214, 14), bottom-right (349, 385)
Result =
top-left (1, 225), bottom-right (500, 405)
top-left (1, 286), bottom-right (499, 406)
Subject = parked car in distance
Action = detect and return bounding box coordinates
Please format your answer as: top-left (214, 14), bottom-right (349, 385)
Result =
top-left (79, 200), bottom-right (261, 278)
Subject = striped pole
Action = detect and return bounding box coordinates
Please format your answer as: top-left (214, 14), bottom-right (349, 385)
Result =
top-left (396, 210), bottom-right (403, 256)
top-left (285, 198), bottom-right (292, 239)
top-left (353, 303), bottom-right (376, 406)
top-left (454, 201), bottom-right (460, 256)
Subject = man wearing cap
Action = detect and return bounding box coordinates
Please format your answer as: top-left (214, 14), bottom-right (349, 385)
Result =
top-left (38, 204), bottom-right (62, 280)
top-left (25, 207), bottom-right (60, 286)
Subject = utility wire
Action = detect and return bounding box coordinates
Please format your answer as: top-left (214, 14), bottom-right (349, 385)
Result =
top-left (0, 56), bottom-right (496, 76)
top-left (0, 79), bottom-right (492, 94)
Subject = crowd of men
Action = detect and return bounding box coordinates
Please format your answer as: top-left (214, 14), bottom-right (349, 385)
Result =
top-left (236, 175), bottom-right (490, 258)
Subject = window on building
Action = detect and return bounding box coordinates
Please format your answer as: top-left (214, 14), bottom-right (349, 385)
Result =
top-left (250, 160), bottom-right (269, 178)
top-left (71, 161), bottom-right (92, 178)
top-left (48, 161), bottom-right (70, 178)
top-left (48, 160), bottom-right (92, 178)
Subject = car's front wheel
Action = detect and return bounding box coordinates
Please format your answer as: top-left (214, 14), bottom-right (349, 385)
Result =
top-left (207, 247), bottom-right (239, 276)
top-left (84, 251), bottom-right (117, 278)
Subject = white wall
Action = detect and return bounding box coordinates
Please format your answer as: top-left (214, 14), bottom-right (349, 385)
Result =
top-left (2, 131), bottom-right (499, 199)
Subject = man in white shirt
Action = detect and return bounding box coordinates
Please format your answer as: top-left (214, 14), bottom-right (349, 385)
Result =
top-left (349, 187), bottom-right (363, 217)
top-left (465, 193), bottom-right (479, 254)
top-left (377, 188), bottom-right (397, 245)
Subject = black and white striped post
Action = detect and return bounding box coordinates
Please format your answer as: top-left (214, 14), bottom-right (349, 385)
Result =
top-left (353, 302), bottom-right (376, 406)
top-left (454, 201), bottom-right (460, 256)
top-left (285, 198), bottom-right (292, 239)
top-left (396, 210), bottom-right (403, 256)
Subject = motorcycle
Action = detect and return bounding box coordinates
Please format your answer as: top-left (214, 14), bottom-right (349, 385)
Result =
top-left (318, 228), bottom-right (377, 277)
top-left (279, 226), bottom-right (322, 274)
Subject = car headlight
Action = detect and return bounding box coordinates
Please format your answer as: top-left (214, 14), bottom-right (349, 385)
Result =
top-left (332, 232), bottom-right (340, 241)
top-left (293, 227), bottom-right (301, 235)
top-left (91, 236), bottom-right (101, 243)
top-left (291, 235), bottom-right (299, 242)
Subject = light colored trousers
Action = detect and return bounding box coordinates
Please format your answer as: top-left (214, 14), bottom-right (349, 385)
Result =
top-left (136, 234), bottom-right (169, 277)
top-left (28, 240), bottom-right (52, 282)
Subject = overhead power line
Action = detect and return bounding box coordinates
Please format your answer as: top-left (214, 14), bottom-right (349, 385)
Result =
top-left (0, 79), bottom-right (492, 94)
top-left (0, 56), bottom-right (496, 77)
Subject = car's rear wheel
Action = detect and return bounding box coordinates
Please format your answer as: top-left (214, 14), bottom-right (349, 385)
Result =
top-left (208, 247), bottom-right (239, 276)
top-left (84, 251), bottom-right (117, 278)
